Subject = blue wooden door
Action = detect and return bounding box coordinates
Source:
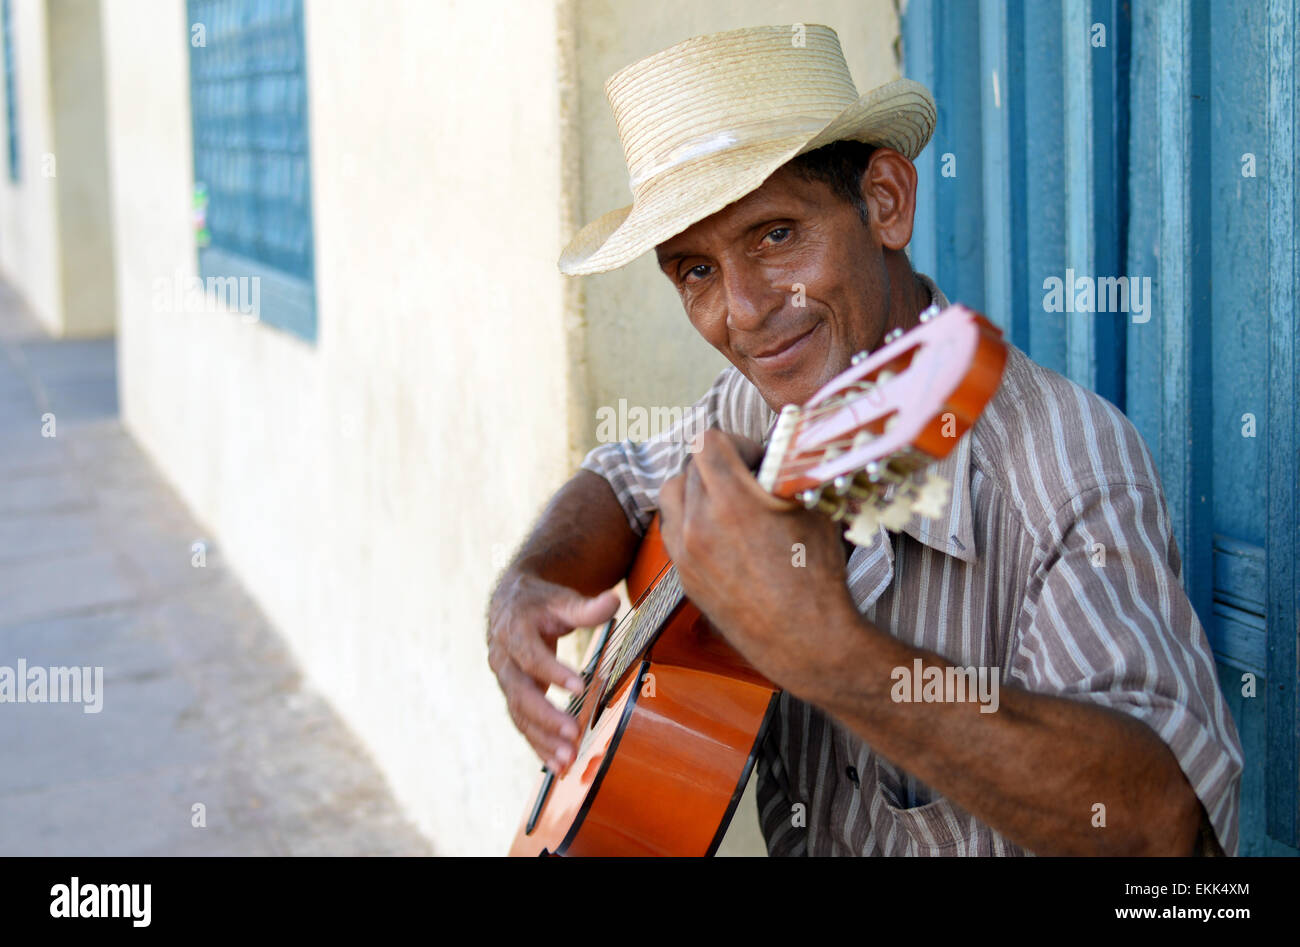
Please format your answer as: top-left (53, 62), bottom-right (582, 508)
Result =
top-left (903, 0), bottom-right (1298, 855)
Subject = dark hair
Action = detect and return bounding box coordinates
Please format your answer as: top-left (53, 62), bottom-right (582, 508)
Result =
top-left (786, 139), bottom-right (878, 226)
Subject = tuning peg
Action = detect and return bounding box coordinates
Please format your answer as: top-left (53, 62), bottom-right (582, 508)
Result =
top-left (883, 328), bottom-right (904, 344)
top-left (833, 475), bottom-right (853, 496)
top-left (847, 472), bottom-right (878, 499)
top-left (919, 304), bottom-right (940, 323)
top-left (850, 350), bottom-right (869, 365)
top-left (801, 487), bottom-right (853, 522)
top-left (865, 459), bottom-right (908, 485)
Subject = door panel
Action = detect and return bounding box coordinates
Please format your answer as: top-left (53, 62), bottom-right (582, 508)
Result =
top-left (904, 0), bottom-right (1299, 854)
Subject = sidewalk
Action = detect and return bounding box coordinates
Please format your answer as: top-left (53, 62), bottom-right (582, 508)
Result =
top-left (0, 281), bottom-right (432, 856)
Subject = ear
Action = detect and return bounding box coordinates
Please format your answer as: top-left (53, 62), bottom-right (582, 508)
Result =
top-left (859, 148), bottom-right (918, 252)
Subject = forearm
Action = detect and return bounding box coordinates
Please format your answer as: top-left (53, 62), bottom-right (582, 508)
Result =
top-left (492, 469), bottom-right (640, 604)
top-left (806, 602), bottom-right (1203, 856)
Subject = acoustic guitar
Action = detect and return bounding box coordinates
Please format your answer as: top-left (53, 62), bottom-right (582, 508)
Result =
top-left (509, 303), bottom-right (1008, 856)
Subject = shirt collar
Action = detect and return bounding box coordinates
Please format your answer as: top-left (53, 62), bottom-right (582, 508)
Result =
top-left (898, 273), bottom-right (978, 563)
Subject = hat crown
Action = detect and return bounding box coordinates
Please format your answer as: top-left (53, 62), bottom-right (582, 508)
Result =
top-left (605, 25), bottom-right (860, 194)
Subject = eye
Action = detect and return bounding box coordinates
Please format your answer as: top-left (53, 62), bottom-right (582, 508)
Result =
top-left (682, 263), bottom-right (713, 284)
top-left (763, 226), bottom-right (792, 244)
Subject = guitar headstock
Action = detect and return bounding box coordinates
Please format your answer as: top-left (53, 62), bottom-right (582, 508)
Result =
top-left (756, 303), bottom-right (1007, 546)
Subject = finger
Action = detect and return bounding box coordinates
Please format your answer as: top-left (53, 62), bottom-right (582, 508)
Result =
top-left (694, 428), bottom-right (756, 486)
top-left (685, 443), bottom-right (709, 511)
top-left (499, 659), bottom-right (581, 746)
top-left (518, 708), bottom-right (577, 772)
top-left (513, 690), bottom-right (579, 772)
top-left (512, 629), bottom-right (586, 693)
top-left (659, 472), bottom-right (686, 524)
top-left (548, 586), bottom-right (620, 631)
top-left (659, 473), bottom-right (686, 548)
top-left (725, 432), bottom-right (765, 469)
top-left (697, 429), bottom-right (798, 511)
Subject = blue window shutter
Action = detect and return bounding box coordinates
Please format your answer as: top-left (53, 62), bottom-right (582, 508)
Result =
top-left (186, 0), bottom-right (317, 341)
top-left (2, 0), bottom-right (18, 183)
top-left (903, 0), bottom-right (1299, 853)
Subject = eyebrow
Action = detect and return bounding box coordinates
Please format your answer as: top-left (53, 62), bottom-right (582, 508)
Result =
top-left (656, 247), bottom-right (687, 269)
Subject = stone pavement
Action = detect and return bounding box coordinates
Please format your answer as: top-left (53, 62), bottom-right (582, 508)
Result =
top-left (0, 282), bottom-right (432, 856)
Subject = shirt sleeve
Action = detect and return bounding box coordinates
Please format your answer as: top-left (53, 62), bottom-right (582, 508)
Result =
top-left (580, 366), bottom-right (770, 536)
top-left (1008, 480), bottom-right (1245, 855)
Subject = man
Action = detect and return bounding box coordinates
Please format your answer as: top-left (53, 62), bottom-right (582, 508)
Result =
top-left (487, 24), bottom-right (1242, 855)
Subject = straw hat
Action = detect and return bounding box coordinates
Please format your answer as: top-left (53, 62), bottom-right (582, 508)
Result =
top-left (559, 24), bottom-right (936, 276)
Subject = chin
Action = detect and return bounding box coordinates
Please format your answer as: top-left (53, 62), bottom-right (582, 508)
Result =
top-left (791, 358), bottom-right (846, 405)
top-left (759, 371), bottom-right (831, 412)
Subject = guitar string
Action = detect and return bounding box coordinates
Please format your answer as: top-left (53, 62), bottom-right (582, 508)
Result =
top-left (567, 564), bottom-right (684, 715)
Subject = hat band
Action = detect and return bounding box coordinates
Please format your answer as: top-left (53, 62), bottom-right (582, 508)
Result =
top-left (627, 114), bottom-right (832, 190)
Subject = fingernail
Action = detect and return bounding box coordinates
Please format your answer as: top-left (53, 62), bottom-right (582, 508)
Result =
top-left (567, 676), bottom-right (584, 692)
top-left (556, 745), bottom-right (572, 766)
top-left (561, 721), bottom-right (578, 741)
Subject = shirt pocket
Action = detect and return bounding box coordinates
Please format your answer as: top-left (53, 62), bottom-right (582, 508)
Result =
top-left (872, 755), bottom-right (968, 854)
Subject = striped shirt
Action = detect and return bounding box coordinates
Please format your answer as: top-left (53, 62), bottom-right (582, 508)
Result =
top-left (580, 274), bottom-right (1243, 856)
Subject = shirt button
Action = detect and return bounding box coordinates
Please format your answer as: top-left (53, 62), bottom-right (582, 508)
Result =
top-left (846, 765), bottom-right (860, 784)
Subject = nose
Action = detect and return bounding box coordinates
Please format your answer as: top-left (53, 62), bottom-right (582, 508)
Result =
top-left (721, 261), bottom-right (782, 333)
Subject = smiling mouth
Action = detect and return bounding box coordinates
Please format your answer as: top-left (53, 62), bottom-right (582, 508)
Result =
top-left (750, 323), bottom-right (822, 368)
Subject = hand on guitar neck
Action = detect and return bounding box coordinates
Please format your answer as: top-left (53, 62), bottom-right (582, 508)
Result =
top-left (659, 429), bottom-right (860, 701)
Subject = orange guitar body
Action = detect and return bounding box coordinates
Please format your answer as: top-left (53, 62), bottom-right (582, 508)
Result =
top-left (507, 517), bottom-right (777, 857)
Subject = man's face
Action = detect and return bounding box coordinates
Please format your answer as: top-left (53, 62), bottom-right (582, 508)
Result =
top-left (655, 164), bottom-right (892, 410)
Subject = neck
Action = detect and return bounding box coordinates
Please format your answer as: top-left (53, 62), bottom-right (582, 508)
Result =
top-left (881, 257), bottom-right (932, 342)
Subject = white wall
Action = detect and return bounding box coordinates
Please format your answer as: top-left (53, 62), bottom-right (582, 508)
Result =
top-left (49, 0), bottom-right (116, 336)
top-left (0, 0), bottom-right (62, 332)
top-left (101, 0), bottom-right (576, 854)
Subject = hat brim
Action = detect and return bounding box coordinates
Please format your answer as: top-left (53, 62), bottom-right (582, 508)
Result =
top-left (559, 78), bottom-right (936, 276)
